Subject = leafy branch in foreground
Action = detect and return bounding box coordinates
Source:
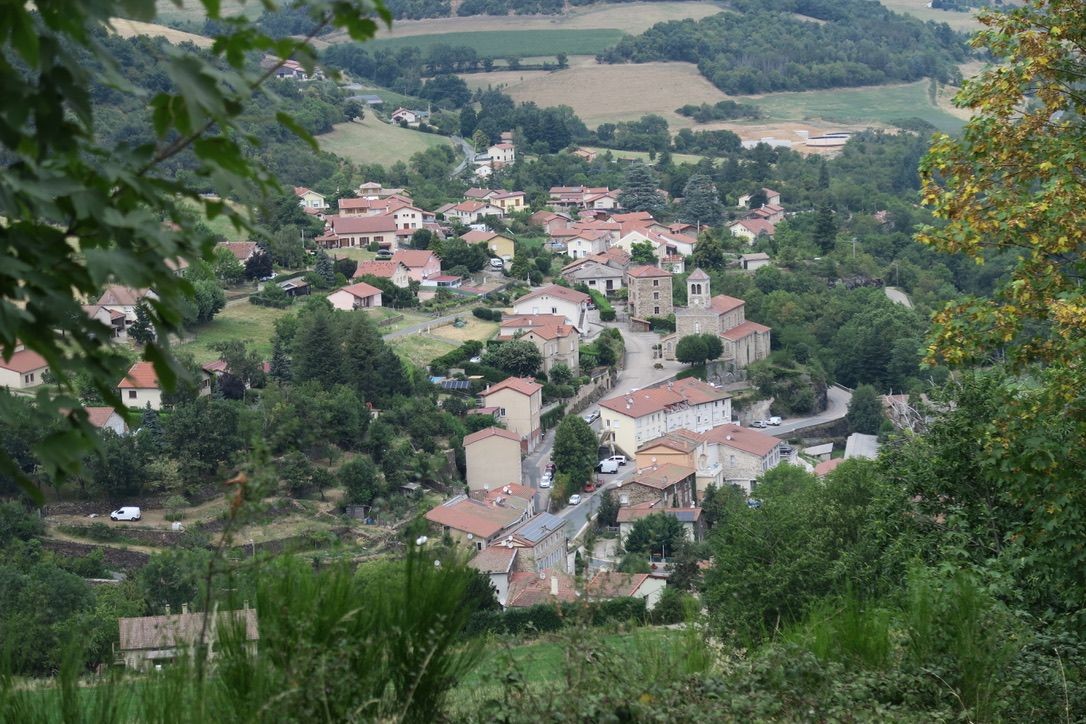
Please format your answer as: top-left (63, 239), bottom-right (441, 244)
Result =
top-left (0, 0), bottom-right (390, 499)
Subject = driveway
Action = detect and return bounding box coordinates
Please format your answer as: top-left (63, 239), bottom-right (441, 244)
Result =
top-left (450, 135), bottom-right (475, 177)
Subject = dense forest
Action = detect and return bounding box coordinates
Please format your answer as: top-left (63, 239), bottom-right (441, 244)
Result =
top-left (600, 0), bottom-right (970, 93)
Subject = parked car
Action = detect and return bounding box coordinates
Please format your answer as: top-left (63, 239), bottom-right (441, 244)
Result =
top-left (584, 481), bottom-right (597, 493)
top-left (583, 410), bottom-right (600, 424)
top-left (375, 249), bottom-right (393, 260)
top-left (604, 454), bottom-right (627, 466)
top-left (750, 420), bottom-right (768, 428)
top-left (541, 471), bottom-right (553, 485)
top-left (768, 416), bottom-right (782, 426)
top-left (488, 258), bottom-right (504, 270)
top-left (596, 459), bottom-right (619, 474)
top-left (545, 461), bottom-right (556, 473)
top-left (539, 477), bottom-right (551, 489)
top-left (568, 494), bottom-right (582, 506)
top-left (110, 506), bottom-right (141, 521)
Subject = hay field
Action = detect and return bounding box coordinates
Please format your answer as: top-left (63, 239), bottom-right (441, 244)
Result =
top-left (323, 2), bottom-right (725, 43)
top-left (318, 115), bottom-right (452, 168)
top-left (363, 29), bottom-right (625, 58)
top-left (153, 0), bottom-right (254, 26)
top-left (878, 0), bottom-right (983, 31)
top-left (504, 61), bottom-right (730, 128)
top-left (111, 18), bottom-right (214, 47)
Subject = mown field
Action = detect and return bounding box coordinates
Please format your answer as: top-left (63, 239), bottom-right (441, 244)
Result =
top-left (878, 0), bottom-right (983, 31)
top-left (322, 1), bottom-right (725, 42)
top-left (318, 115), bottom-right (452, 167)
top-left (363, 29), bottom-right (625, 58)
top-left (110, 19), bottom-right (213, 47)
top-left (735, 79), bottom-right (969, 133)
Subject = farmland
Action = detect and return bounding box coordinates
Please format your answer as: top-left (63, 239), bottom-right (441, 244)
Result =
top-left (322, 1), bottom-right (726, 42)
top-left (110, 19), bottom-right (213, 47)
top-left (879, 0), bottom-right (983, 31)
top-left (361, 29), bottom-right (626, 59)
top-left (318, 115), bottom-right (452, 168)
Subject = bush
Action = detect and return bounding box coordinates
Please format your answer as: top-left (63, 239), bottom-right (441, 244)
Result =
top-left (250, 283), bottom-right (293, 308)
top-left (472, 307), bottom-right (501, 321)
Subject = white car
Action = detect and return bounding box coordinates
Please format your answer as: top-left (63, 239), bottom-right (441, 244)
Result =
top-left (489, 258), bottom-right (505, 270)
top-left (539, 477), bottom-right (551, 489)
top-left (568, 494), bottom-right (582, 506)
top-left (750, 420), bottom-right (768, 429)
top-left (605, 455), bottom-right (627, 466)
top-left (110, 506), bottom-right (141, 521)
top-left (583, 410), bottom-right (600, 424)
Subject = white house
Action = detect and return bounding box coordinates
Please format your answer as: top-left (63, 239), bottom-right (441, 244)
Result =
top-left (599, 379), bottom-right (732, 457)
top-left (118, 361), bottom-right (211, 410)
top-left (293, 186), bottom-right (328, 210)
top-left (511, 285), bottom-right (591, 331)
top-left (0, 342), bottom-right (49, 390)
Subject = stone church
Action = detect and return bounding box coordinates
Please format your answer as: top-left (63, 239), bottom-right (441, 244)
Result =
top-left (661, 268), bottom-right (771, 369)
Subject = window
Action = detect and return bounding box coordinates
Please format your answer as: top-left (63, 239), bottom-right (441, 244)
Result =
top-left (128, 390), bottom-right (137, 399)
top-left (499, 407), bottom-right (507, 416)
top-left (653, 292), bottom-right (660, 300)
top-left (653, 279), bottom-right (659, 287)
top-left (653, 306), bottom-right (660, 315)
top-left (23, 373), bottom-right (34, 383)
top-left (551, 307), bottom-right (557, 314)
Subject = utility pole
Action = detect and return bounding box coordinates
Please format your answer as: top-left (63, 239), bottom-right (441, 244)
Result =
top-left (851, 236), bottom-right (857, 258)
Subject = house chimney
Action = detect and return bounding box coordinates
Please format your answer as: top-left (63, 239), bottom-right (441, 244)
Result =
top-left (550, 575), bottom-right (559, 597)
top-left (181, 603), bottom-right (189, 615)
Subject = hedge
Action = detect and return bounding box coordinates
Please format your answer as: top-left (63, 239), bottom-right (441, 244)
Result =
top-left (540, 406), bottom-right (566, 431)
top-left (464, 597), bottom-right (648, 637)
top-left (472, 307), bottom-right (502, 321)
top-left (588, 289), bottom-right (616, 321)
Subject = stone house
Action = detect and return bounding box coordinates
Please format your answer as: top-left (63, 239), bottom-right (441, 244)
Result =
top-left (116, 605), bottom-right (259, 671)
top-left (701, 423), bottom-right (783, 493)
top-left (616, 463), bottom-right (697, 508)
top-left (626, 265), bottom-right (673, 320)
top-left (497, 315), bottom-right (579, 376)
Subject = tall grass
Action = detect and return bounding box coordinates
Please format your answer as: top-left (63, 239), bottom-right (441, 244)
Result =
top-left (0, 551), bottom-right (483, 723)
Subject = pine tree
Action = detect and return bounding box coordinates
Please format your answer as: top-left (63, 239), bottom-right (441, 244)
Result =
top-left (269, 336), bottom-right (291, 383)
top-left (813, 203), bottom-right (837, 253)
top-left (342, 314), bottom-right (407, 407)
top-left (846, 384), bottom-right (884, 434)
top-left (314, 250), bottom-right (336, 289)
top-left (818, 159), bottom-right (830, 189)
top-left (680, 174), bottom-right (724, 226)
top-left (129, 302), bottom-right (155, 345)
top-left (458, 106), bottom-right (477, 138)
top-left (138, 404), bottom-right (163, 454)
top-left (618, 162), bottom-right (665, 216)
top-left (291, 304), bottom-right (344, 388)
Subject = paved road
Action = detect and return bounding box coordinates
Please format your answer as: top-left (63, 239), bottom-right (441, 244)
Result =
top-left (773, 384), bottom-right (852, 436)
top-left (450, 135), bottom-right (475, 177)
top-left (884, 287), bottom-right (914, 309)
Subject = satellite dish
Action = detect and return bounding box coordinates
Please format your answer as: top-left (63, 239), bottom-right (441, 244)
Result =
top-left (467, 533), bottom-right (474, 540)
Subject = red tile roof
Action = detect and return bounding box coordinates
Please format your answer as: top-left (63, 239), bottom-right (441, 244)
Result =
top-left (629, 463), bottom-right (696, 490)
top-left (671, 378), bottom-right (729, 405)
top-left (637, 429), bottom-right (705, 454)
top-left (468, 546), bottom-right (517, 574)
top-left (729, 218), bottom-right (776, 236)
top-left (333, 282), bottom-right (382, 300)
top-left (329, 215), bottom-right (398, 234)
top-left (219, 241), bottom-right (258, 262)
top-left (815, 458), bottom-right (845, 477)
top-left (720, 320), bottom-right (771, 340)
top-left (96, 285), bottom-right (148, 307)
top-left (482, 377), bottom-right (543, 398)
top-left (424, 495), bottom-right (524, 539)
top-left (463, 426), bottom-right (522, 447)
top-left (0, 346), bottom-right (48, 374)
top-left (84, 406), bottom-right (121, 429)
top-left (354, 260), bottom-right (404, 279)
top-left (710, 295), bottom-right (745, 315)
top-left (702, 423), bottom-right (780, 457)
top-left (391, 250), bottom-right (438, 269)
top-left (586, 571), bottom-right (651, 598)
top-left (626, 265), bottom-right (671, 279)
top-left (514, 284), bottom-right (590, 306)
top-left (461, 229), bottom-right (511, 244)
top-left (506, 569), bottom-right (578, 607)
top-left (600, 387), bottom-right (685, 418)
top-left (118, 361), bottom-right (159, 390)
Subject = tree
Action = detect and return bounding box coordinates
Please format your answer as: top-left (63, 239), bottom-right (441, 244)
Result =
top-left (556, 53), bottom-right (569, 69)
top-left (471, 128), bottom-right (490, 152)
top-left (552, 415), bottom-right (598, 486)
top-left (245, 249), bottom-right (274, 280)
top-left (269, 225), bottom-right (307, 268)
top-left (86, 431), bottom-right (147, 499)
top-left (597, 490), bottom-right (619, 529)
top-left (344, 100), bottom-right (364, 121)
top-left (129, 303), bottom-right (155, 346)
top-left (813, 203), bottom-right (837, 253)
top-left (292, 303), bottom-right (345, 388)
top-left (333, 257), bottom-right (358, 280)
top-left (624, 513), bottom-right (684, 559)
top-left (269, 336), bottom-right (291, 383)
top-left (846, 384), bottom-right (884, 434)
top-left (680, 174), bottom-right (724, 226)
top-left (211, 340), bottom-right (266, 389)
top-left (459, 106), bottom-right (478, 137)
top-left (746, 188), bottom-right (768, 209)
top-left (410, 228), bottom-right (434, 250)
top-left (213, 246), bottom-right (246, 286)
top-left (618, 162), bottom-right (665, 216)
top-left (675, 335), bottom-right (708, 366)
top-left (690, 232), bottom-right (726, 271)
top-left (629, 240), bottom-right (657, 266)
top-left (342, 313), bottom-right (407, 407)
top-left (340, 457), bottom-right (383, 505)
top-left (485, 340), bottom-right (542, 377)
top-left (549, 363), bottom-right (573, 386)
top-left (314, 250), bottom-right (336, 289)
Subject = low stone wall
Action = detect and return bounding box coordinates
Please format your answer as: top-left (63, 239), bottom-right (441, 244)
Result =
top-left (41, 539), bottom-right (150, 570)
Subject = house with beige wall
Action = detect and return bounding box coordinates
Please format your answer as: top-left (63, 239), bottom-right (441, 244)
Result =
top-left (0, 343), bottom-right (49, 391)
top-left (701, 423), bottom-right (783, 493)
top-left (353, 260), bottom-right (411, 288)
top-left (599, 379), bottom-right (731, 457)
top-left (461, 229), bottom-right (515, 260)
top-left (464, 426), bottom-right (523, 491)
top-left (479, 377), bottom-right (543, 452)
top-left (327, 282), bottom-right (383, 311)
top-left (424, 494), bottom-right (529, 551)
top-left (118, 361), bottom-right (210, 410)
top-left (497, 315), bottom-right (579, 376)
top-left (615, 463), bottom-right (697, 508)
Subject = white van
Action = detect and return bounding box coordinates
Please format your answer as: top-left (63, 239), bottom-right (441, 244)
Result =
top-left (110, 506), bottom-right (141, 521)
top-left (596, 459), bottom-right (619, 474)
top-left (768, 416), bottom-right (782, 426)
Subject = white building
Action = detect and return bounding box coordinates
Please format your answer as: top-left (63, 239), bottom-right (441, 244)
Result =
top-left (599, 379), bottom-right (731, 456)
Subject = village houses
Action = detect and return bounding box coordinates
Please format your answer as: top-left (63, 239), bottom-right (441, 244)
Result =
top-left (353, 260), bottom-right (411, 288)
top-left (327, 281), bottom-right (383, 311)
top-left (479, 377), bottom-right (544, 452)
top-left (560, 249), bottom-right (629, 295)
top-left (118, 361), bottom-right (211, 410)
top-left (497, 314), bottom-right (579, 376)
top-left (463, 426), bottom-right (523, 491)
top-left (662, 269), bottom-right (771, 368)
top-left (391, 250), bottom-right (441, 283)
top-left (599, 378), bottom-right (731, 457)
top-left (511, 284), bottom-right (591, 331)
top-left (461, 229), bottom-right (515, 259)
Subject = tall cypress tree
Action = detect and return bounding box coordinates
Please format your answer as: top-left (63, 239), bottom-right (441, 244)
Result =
top-left (680, 174), bottom-right (724, 226)
top-left (618, 162), bottom-right (665, 216)
top-left (269, 336), bottom-right (291, 383)
top-left (342, 315), bottom-right (407, 407)
top-left (291, 304), bottom-right (344, 388)
top-left (813, 203), bottom-right (837, 253)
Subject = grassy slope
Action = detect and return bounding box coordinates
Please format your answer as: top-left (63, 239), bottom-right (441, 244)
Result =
top-left (318, 115), bottom-right (452, 168)
top-left (181, 302), bottom-right (292, 364)
top-left (364, 29), bottom-right (625, 58)
top-left (737, 80), bottom-right (968, 133)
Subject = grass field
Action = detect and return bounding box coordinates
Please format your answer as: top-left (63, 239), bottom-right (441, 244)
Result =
top-left (181, 301), bottom-right (291, 364)
top-left (879, 0), bottom-right (983, 31)
top-left (583, 147), bottom-right (707, 164)
top-left (735, 79), bottom-right (969, 133)
top-left (363, 29), bottom-right (625, 58)
top-left (318, 116), bottom-right (452, 168)
top-left (110, 18), bottom-right (213, 47)
top-left (388, 334), bottom-right (459, 367)
top-left (323, 2), bottom-right (724, 43)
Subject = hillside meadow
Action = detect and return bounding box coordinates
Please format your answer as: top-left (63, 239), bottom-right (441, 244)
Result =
top-left (318, 115), bottom-right (453, 167)
top-left (361, 29), bottom-right (625, 58)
